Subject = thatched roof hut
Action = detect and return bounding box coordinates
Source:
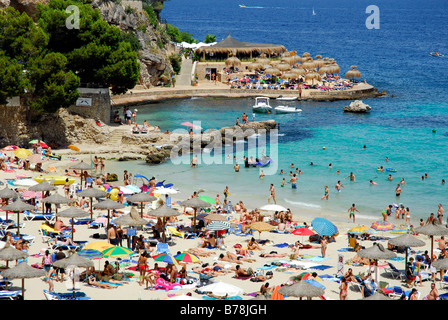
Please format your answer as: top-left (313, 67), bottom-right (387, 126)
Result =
top-left (195, 33), bottom-right (286, 59)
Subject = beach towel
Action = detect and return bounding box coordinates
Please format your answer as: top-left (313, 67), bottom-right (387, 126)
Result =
top-left (309, 265), bottom-right (332, 271)
top-left (258, 265), bottom-right (277, 270)
top-left (337, 248), bottom-right (353, 252)
top-left (306, 256), bottom-right (330, 262)
top-left (232, 275), bottom-right (252, 280)
top-left (389, 256), bottom-right (405, 261)
top-left (202, 296), bottom-right (243, 300)
top-left (320, 274), bottom-right (341, 283)
top-left (272, 243), bottom-right (290, 248)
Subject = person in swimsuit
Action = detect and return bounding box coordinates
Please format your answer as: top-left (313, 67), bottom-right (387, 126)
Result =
top-left (137, 251), bottom-right (148, 286)
top-left (290, 174), bottom-right (298, 189)
top-left (405, 207), bottom-right (411, 225)
top-left (395, 184), bottom-right (402, 197)
top-left (347, 204), bottom-right (360, 223)
top-left (335, 180), bottom-right (344, 192)
top-left (339, 277), bottom-right (348, 300)
top-left (281, 178), bottom-right (285, 188)
top-left (437, 204), bottom-right (444, 225)
top-left (321, 185), bottom-right (329, 200)
top-left (426, 282), bottom-right (439, 300)
top-left (268, 184), bottom-right (276, 204)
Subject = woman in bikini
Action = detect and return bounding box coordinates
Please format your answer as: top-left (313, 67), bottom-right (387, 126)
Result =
top-left (137, 251), bottom-right (148, 286)
top-left (321, 185), bottom-right (329, 200)
top-left (339, 277), bottom-right (348, 300)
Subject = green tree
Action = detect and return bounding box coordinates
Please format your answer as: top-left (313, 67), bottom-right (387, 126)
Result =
top-left (0, 55), bottom-right (26, 105)
top-left (204, 34), bottom-right (216, 44)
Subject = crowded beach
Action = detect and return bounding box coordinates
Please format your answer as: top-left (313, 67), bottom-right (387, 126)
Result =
top-left (0, 142), bottom-right (446, 301)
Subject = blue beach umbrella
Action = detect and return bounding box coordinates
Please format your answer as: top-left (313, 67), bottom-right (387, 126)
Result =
top-left (311, 218), bottom-right (338, 237)
top-left (78, 249), bottom-right (103, 260)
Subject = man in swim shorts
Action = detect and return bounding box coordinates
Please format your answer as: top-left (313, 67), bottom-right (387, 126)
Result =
top-left (347, 204), bottom-right (360, 223)
top-left (290, 174), bottom-right (298, 189)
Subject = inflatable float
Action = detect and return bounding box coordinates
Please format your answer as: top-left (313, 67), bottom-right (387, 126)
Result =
top-left (34, 176), bottom-right (76, 185)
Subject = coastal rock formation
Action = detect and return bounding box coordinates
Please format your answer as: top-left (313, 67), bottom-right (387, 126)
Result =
top-left (8, 0), bottom-right (48, 16)
top-left (343, 100), bottom-right (372, 113)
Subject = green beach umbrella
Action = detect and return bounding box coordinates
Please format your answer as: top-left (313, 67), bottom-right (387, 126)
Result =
top-left (102, 246), bottom-right (134, 258)
top-left (198, 196), bottom-right (215, 205)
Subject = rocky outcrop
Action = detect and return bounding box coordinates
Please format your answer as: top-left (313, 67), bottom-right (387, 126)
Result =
top-left (343, 100), bottom-right (372, 113)
top-left (8, 0), bottom-right (48, 16)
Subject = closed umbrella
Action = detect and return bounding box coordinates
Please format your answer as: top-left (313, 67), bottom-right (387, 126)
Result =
top-left (1, 200), bottom-right (35, 235)
top-left (93, 199), bottom-right (125, 226)
top-left (278, 280), bottom-right (324, 300)
top-left (388, 233), bottom-right (426, 271)
top-left (57, 206), bottom-right (90, 241)
top-left (179, 198), bottom-right (212, 232)
top-left (311, 217), bottom-right (338, 237)
top-left (77, 187), bottom-right (107, 221)
top-left (126, 192), bottom-right (157, 218)
top-left (1, 262), bottom-right (45, 299)
top-left (53, 251), bottom-right (94, 298)
top-left (358, 243), bottom-right (396, 283)
top-left (414, 223), bottom-right (448, 267)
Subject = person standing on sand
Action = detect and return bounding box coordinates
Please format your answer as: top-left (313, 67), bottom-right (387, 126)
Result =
top-left (320, 236), bottom-right (328, 258)
top-left (347, 204), bottom-right (360, 223)
top-left (93, 156), bottom-right (98, 174)
top-left (99, 157), bottom-right (105, 174)
top-left (268, 184), bottom-right (276, 204)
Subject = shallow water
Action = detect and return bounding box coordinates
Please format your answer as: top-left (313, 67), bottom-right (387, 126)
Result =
top-left (111, 0), bottom-right (448, 225)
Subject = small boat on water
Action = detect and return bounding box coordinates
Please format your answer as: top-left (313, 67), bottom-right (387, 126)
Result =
top-left (274, 106), bottom-right (302, 114)
top-left (239, 4), bottom-right (246, 7)
top-left (276, 95), bottom-right (297, 101)
top-left (252, 97), bottom-right (273, 113)
top-left (430, 52), bottom-right (444, 57)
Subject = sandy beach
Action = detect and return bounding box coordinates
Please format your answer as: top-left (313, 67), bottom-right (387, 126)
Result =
top-left (0, 148), bottom-right (443, 302)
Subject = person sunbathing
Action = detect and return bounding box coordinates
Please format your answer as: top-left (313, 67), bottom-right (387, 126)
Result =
top-left (188, 248), bottom-right (215, 257)
top-left (259, 252), bottom-right (288, 258)
top-left (88, 276), bottom-right (117, 289)
top-left (247, 237), bottom-right (261, 250)
top-left (235, 264), bottom-right (253, 277)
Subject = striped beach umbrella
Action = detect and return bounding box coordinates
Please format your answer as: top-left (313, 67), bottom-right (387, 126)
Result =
top-left (153, 253), bottom-right (179, 265)
top-left (371, 220), bottom-right (395, 232)
top-left (78, 249), bottom-right (103, 260)
top-left (174, 252), bottom-right (200, 264)
top-left (102, 246), bottom-right (134, 258)
top-left (390, 225), bottom-right (410, 234)
top-left (348, 225), bottom-right (373, 235)
top-left (311, 218), bottom-right (338, 237)
top-left (205, 221), bottom-right (230, 231)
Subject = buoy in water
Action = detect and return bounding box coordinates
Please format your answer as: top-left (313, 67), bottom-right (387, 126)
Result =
top-left (322, 146), bottom-right (326, 150)
top-left (432, 129), bottom-right (436, 133)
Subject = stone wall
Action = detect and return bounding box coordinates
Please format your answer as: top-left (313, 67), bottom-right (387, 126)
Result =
top-left (67, 88), bottom-right (111, 124)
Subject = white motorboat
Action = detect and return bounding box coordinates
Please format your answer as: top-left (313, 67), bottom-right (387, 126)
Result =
top-left (430, 52), bottom-right (443, 57)
top-left (276, 95), bottom-right (298, 101)
top-left (252, 97), bottom-right (273, 113)
top-left (274, 106), bottom-right (302, 114)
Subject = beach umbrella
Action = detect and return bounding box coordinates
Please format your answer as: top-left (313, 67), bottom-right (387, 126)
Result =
top-left (247, 62), bottom-right (264, 71)
top-left (280, 72), bottom-right (298, 80)
top-left (225, 56), bottom-right (241, 68)
top-left (32, 141), bottom-right (48, 148)
top-left (113, 207), bottom-right (149, 248)
top-left (57, 206), bottom-right (90, 241)
top-left (102, 246), bottom-right (134, 259)
top-left (2, 145), bottom-right (18, 151)
top-left (291, 68), bottom-right (306, 75)
top-left (1, 200), bottom-right (35, 235)
top-left (247, 221), bottom-right (276, 239)
top-left (278, 280), bottom-right (324, 300)
top-left (305, 72), bottom-right (321, 84)
top-left (388, 233), bottom-right (426, 270)
top-left (431, 258), bottom-right (448, 271)
top-left (27, 154), bottom-right (43, 164)
top-left (358, 243), bottom-right (396, 283)
top-left (29, 180), bottom-right (56, 213)
top-left (259, 204), bottom-right (287, 212)
top-left (53, 251), bottom-right (94, 298)
top-left (348, 225), bottom-right (372, 235)
top-left (200, 281), bottom-right (244, 297)
top-left (126, 192), bottom-right (157, 218)
top-left (147, 204), bottom-right (181, 242)
top-left (301, 61), bottom-right (316, 70)
top-left (93, 198), bottom-right (125, 226)
top-left (317, 65), bottom-right (333, 75)
top-left (1, 262), bottom-right (45, 300)
top-left (203, 213), bottom-right (228, 222)
top-left (14, 148), bottom-right (31, 159)
top-left (0, 242), bottom-right (29, 287)
top-left (0, 186), bottom-right (19, 224)
top-left (414, 223), bottom-right (448, 267)
top-left (153, 187), bottom-right (179, 195)
top-left (68, 145), bottom-right (80, 152)
top-left (255, 53), bottom-right (270, 65)
top-left (197, 196), bottom-right (215, 205)
top-left (311, 217), bottom-right (338, 237)
top-left (205, 221), bottom-right (230, 231)
top-left (179, 198), bottom-right (212, 232)
top-left (391, 225), bottom-right (410, 234)
top-left (264, 67), bottom-right (281, 76)
top-left (83, 242), bottom-right (114, 252)
top-left (276, 63), bottom-right (291, 71)
top-left (77, 249), bottom-right (103, 260)
top-left (77, 187), bottom-right (107, 221)
top-left (327, 63), bottom-right (341, 74)
top-left (70, 160), bottom-right (91, 188)
top-left (371, 220), bottom-right (395, 232)
top-left (292, 227), bottom-right (315, 242)
top-left (345, 66), bottom-right (361, 80)
top-left (153, 253), bottom-right (179, 265)
top-left (174, 252), bottom-right (200, 264)
top-left (42, 193), bottom-right (73, 220)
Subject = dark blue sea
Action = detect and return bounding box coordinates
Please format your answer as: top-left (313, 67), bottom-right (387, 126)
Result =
top-left (111, 0), bottom-right (448, 224)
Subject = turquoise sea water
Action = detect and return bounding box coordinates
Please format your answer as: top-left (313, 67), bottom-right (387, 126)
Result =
top-left (111, 0), bottom-right (448, 225)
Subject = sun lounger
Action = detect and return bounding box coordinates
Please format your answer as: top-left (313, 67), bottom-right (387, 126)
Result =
top-left (0, 290), bottom-right (22, 300)
top-left (52, 241), bottom-right (87, 251)
top-left (24, 211), bottom-right (55, 222)
top-left (385, 262), bottom-right (406, 280)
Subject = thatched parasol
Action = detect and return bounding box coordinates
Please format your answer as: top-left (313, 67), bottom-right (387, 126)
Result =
top-left (247, 221), bottom-right (275, 239)
top-left (362, 291), bottom-right (393, 300)
top-left (2, 200), bottom-right (35, 235)
top-left (247, 62), bottom-right (264, 71)
top-left (345, 65), bottom-right (361, 80)
top-left (280, 72), bottom-right (298, 80)
top-left (431, 258), bottom-right (448, 271)
top-left (328, 63), bottom-right (341, 74)
top-left (302, 52), bottom-right (311, 58)
top-left (69, 160), bottom-right (91, 187)
top-left (53, 251), bottom-right (94, 298)
top-left (301, 61), bottom-right (316, 70)
top-left (305, 72), bottom-right (321, 84)
top-left (29, 179), bottom-right (56, 213)
top-left (0, 186), bottom-right (19, 223)
top-left (255, 53), bottom-right (271, 65)
top-left (388, 233), bottom-right (426, 271)
top-left (264, 67), bottom-right (281, 76)
top-left (291, 68), bottom-right (306, 76)
top-left (42, 193), bottom-right (73, 220)
top-left (225, 56), bottom-right (241, 68)
top-left (147, 204), bottom-right (181, 242)
top-left (313, 59), bottom-right (325, 68)
top-left (57, 206), bottom-right (90, 241)
top-left (77, 187), bottom-right (107, 221)
top-left (93, 198), bottom-right (125, 226)
top-left (358, 243), bottom-right (396, 283)
top-left (179, 198), bottom-right (212, 232)
top-left (126, 192), bottom-right (157, 218)
top-left (113, 207), bottom-right (149, 227)
top-left (275, 63), bottom-right (291, 71)
top-left (414, 223), bottom-right (448, 266)
top-left (0, 242), bottom-right (29, 285)
top-left (1, 262), bottom-right (45, 299)
top-left (318, 65), bottom-right (333, 75)
top-left (278, 280), bottom-right (324, 299)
